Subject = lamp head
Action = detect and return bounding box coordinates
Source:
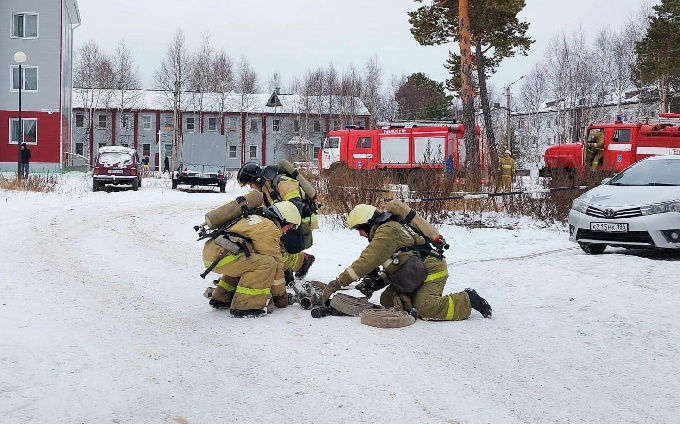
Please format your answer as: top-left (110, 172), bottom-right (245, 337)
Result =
top-left (14, 51), bottom-right (27, 63)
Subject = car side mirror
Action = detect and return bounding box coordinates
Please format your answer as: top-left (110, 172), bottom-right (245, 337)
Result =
top-left (600, 177), bottom-right (612, 185)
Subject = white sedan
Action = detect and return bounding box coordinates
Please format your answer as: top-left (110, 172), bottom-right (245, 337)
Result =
top-left (568, 155), bottom-right (680, 254)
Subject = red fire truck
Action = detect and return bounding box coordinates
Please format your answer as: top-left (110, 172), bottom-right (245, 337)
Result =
top-left (541, 113), bottom-right (680, 176)
top-left (318, 121), bottom-right (484, 173)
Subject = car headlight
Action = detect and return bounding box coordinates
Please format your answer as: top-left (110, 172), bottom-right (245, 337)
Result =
top-left (641, 201), bottom-right (680, 215)
top-left (571, 197), bottom-right (588, 213)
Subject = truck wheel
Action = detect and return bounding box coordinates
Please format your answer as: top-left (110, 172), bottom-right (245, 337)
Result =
top-left (579, 243), bottom-right (606, 254)
top-left (172, 180), bottom-right (178, 190)
top-left (138, 177), bottom-right (142, 188)
top-left (132, 178), bottom-right (139, 191)
top-left (219, 181), bottom-right (226, 193)
top-left (93, 180), bottom-right (99, 192)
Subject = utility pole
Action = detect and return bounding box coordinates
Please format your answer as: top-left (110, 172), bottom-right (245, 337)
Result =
top-left (505, 75), bottom-right (525, 156)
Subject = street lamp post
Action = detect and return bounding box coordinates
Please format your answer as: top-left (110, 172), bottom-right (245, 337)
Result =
top-left (14, 51), bottom-right (27, 180)
top-left (505, 75), bottom-right (525, 156)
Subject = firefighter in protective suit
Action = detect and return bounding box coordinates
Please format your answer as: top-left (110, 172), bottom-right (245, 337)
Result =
top-left (237, 162), bottom-right (317, 281)
top-left (498, 150), bottom-right (516, 192)
top-left (321, 204), bottom-right (492, 320)
top-left (587, 130), bottom-right (605, 171)
top-left (203, 201), bottom-right (301, 318)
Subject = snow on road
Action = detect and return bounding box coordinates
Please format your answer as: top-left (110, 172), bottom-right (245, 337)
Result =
top-left (1, 173), bottom-right (678, 423)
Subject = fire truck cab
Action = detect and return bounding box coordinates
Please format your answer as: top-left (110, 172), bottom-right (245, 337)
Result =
top-left (542, 113), bottom-right (680, 176)
top-left (319, 121), bottom-right (482, 173)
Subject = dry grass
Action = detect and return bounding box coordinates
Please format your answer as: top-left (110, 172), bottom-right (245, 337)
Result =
top-left (0, 173), bottom-right (58, 193)
top-left (314, 167), bottom-right (595, 228)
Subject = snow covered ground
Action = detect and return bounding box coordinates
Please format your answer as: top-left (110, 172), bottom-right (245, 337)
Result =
top-left (2, 173), bottom-right (679, 424)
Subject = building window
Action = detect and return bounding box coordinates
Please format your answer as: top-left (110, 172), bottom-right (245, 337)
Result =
top-left (272, 119), bottom-right (281, 133)
top-left (313, 146), bottom-right (320, 158)
top-left (250, 118), bottom-right (258, 132)
top-left (294, 119), bottom-right (300, 133)
top-left (356, 137), bottom-right (372, 148)
top-left (98, 114), bottom-right (107, 128)
top-left (142, 143), bottom-right (150, 157)
top-left (228, 146), bottom-right (237, 158)
top-left (229, 116), bottom-right (238, 130)
top-left (142, 116), bottom-right (151, 130)
top-left (12, 13), bottom-right (38, 38)
top-left (208, 117), bottom-right (217, 131)
top-left (249, 145), bottom-right (257, 159)
top-left (75, 114), bottom-right (85, 128)
top-left (9, 118), bottom-right (37, 144)
top-left (121, 115), bottom-right (131, 129)
top-left (75, 142), bottom-right (84, 156)
top-left (11, 66), bottom-right (38, 91)
top-left (313, 120), bottom-right (322, 133)
top-left (186, 117), bottom-right (195, 131)
top-left (333, 120), bottom-right (341, 130)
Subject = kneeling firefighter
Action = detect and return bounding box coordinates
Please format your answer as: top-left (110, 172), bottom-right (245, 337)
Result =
top-left (321, 202), bottom-right (492, 320)
top-left (237, 160), bottom-right (318, 281)
top-left (200, 194), bottom-right (302, 318)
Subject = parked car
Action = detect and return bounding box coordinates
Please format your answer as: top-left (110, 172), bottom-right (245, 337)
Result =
top-left (568, 155), bottom-right (680, 254)
top-left (172, 164), bottom-right (226, 192)
top-left (92, 146), bottom-right (142, 192)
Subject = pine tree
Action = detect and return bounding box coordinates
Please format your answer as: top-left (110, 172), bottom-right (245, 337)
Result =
top-left (635, 0), bottom-right (680, 113)
top-left (409, 0), bottom-right (532, 177)
top-left (395, 73), bottom-right (454, 121)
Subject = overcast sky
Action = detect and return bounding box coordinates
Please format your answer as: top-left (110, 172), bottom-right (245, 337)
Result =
top-left (74, 0), bottom-right (654, 94)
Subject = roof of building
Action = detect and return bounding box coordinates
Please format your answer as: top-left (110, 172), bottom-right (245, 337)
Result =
top-left (72, 89), bottom-right (370, 116)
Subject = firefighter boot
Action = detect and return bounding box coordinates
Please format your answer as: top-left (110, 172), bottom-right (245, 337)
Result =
top-left (295, 254), bottom-right (316, 279)
top-left (208, 285), bottom-right (232, 309)
top-left (230, 308), bottom-right (267, 318)
top-left (465, 288), bottom-right (492, 318)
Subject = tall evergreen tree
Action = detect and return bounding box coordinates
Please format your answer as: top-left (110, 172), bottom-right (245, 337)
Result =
top-left (635, 0), bottom-right (680, 113)
top-left (409, 0), bottom-right (532, 174)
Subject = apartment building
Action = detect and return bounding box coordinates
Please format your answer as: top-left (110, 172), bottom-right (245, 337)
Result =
top-left (72, 89), bottom-right (370, 170)
top-left (0, 0), bottom-right (80, 172)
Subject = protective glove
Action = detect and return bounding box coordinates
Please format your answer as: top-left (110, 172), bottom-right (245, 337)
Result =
top-left (356, 271), bottom-right (388, 298)
top-left (355, 278), bottom-right (375, 298)
top-left (272, 293), bottom-right (292, 308)
top-left (321, 279), bottom-right (342, 305)
top-left (284, 268), bottom-right (295, 286)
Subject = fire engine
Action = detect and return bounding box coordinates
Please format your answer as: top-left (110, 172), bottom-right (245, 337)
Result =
top-left (541, 113), bottom-right (680, 176)
top-left (318, 121), bottom-right (484, 173)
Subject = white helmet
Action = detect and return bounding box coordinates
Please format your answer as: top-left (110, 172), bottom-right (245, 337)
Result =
top-left (347, 204), bottom-right (378, 229)
top-left (269, 201), bottom-right (301, 227)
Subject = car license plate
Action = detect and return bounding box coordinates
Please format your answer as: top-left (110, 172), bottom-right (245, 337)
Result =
top-left (108, 169), bottom-right (123, 174)
top-left (590, 222), bottom-right (628, 232)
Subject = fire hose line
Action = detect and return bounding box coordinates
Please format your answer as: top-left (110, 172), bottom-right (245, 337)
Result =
top-left (360, 309), bottom-right (416, 328)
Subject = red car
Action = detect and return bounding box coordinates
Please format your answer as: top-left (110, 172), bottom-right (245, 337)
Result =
top-left (92, 146), bottom-right (143, 191)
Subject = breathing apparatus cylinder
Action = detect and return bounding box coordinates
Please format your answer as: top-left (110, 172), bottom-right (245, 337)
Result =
top-left (204, 190), bottom-right (263, 229)
top-left (385, 199), bottom-right (448, 249)
top-left (277, 159), bottom-right (317, 200)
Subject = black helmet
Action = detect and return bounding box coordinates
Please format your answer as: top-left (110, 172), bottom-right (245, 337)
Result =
top-left (237, 162), bottom-right (263, 186)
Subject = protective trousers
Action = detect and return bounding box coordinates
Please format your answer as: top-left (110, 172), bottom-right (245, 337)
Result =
top-left (500, 175), bottom-right (512, 192)
top-left (212, 253), bottom-right (277, 311)
top-left (379, 258), bottom-right (471, 321)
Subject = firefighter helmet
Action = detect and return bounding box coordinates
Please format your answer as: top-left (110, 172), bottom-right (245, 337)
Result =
top-left (269, 201), bottom-right (302, 228)
top-left (347, 204), bottom-right (378, 229)
top-left (237, 162), bottom-right (264, 186)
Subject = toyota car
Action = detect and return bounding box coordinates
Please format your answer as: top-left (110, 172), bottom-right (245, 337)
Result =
top-left (568, 155), bottom-right (680, 254)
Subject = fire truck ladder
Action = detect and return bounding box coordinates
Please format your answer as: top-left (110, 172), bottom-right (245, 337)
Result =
top-left (377, 120), bottom-right (463, 130)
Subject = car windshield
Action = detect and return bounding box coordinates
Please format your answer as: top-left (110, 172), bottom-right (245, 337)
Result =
top-left (98, 151), bottom-right (133, 166)
top-left (609, 158), bottom-right (680, 186)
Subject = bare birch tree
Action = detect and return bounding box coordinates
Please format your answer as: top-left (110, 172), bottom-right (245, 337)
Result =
top-left (111, 39), bottom-right (142, 111)
top-left (154, 29), bottom-right (191, 169)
